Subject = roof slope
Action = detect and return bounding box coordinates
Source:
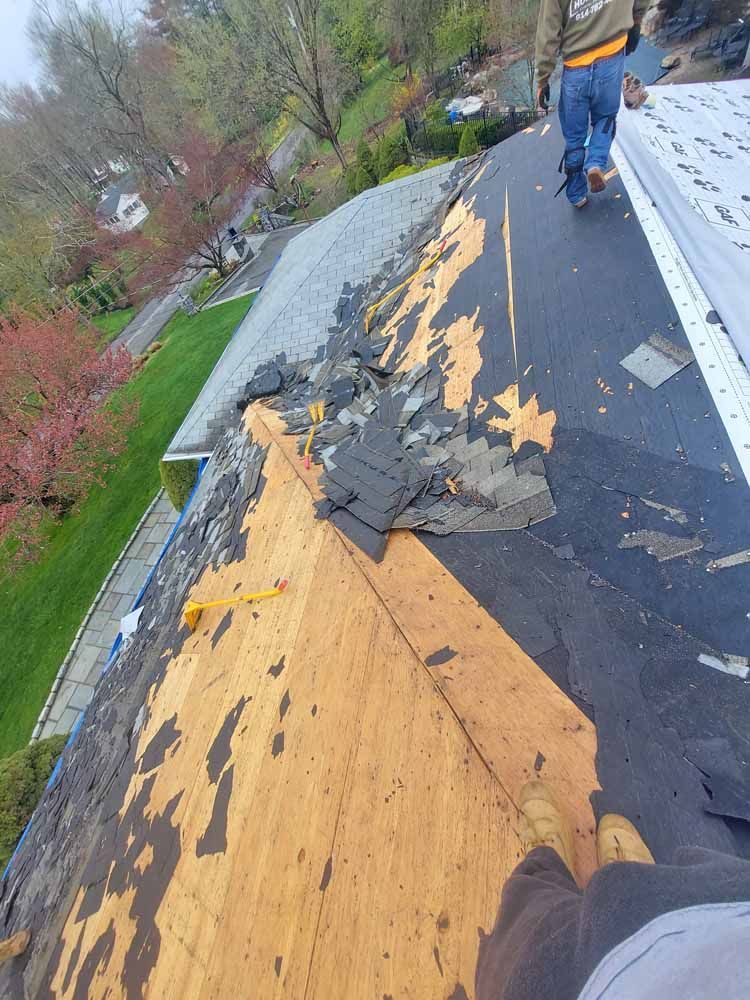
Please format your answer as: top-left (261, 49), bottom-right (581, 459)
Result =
top-left (165, 160), bottom-right (460, 460)
top-left (0, 407), bottom-right (597, 998)
top-left (96, 173), bottom-right (141, 218)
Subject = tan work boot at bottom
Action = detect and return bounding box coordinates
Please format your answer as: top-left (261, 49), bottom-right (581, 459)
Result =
top-left (518, 780), bottom-right (576, 875)
top-left (587, 167), bottom-right (607, 193)
top-left (597, 814), bottom-right (655, 866)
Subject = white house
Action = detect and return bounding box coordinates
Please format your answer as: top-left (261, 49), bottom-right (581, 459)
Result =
top-left (96, 174), bottom-right (149, 233)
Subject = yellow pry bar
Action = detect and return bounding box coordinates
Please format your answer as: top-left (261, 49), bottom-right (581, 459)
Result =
top-left (364, 242), bottom-right (445, 334)
top-left (303, 400), bottom-right (325, 469)
top-left (184, 580), bottom-right (288, 632)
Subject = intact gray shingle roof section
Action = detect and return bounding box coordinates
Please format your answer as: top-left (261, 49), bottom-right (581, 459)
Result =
top-left (164, 161), bottom-right (457, 459)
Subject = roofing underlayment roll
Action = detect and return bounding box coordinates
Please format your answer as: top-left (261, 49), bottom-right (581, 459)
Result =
top-left (615, 81), bottom-right (750, 366)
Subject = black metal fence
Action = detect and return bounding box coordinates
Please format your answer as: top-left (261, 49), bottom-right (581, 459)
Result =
top-left (404, 107), bottom-right (543, 158)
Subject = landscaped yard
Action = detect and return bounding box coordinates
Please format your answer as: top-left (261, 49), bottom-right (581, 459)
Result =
top-left (323, 57), bottom-right (406, 153)
top-left (291, 58), bottom-right (408, 221)
top-left (0, 293), bottom-right (254, 760)
top-left (91, 306), bottom-right (136, 344)
top-left (190, 270), bottom-right (225, 306)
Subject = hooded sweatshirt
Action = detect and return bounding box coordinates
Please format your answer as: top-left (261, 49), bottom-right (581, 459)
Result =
top-left (535, 0), bottom-right (649, 88)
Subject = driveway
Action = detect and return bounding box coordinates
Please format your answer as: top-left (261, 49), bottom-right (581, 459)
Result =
top-left (201, 223), bottom-right (311, 309)
top-left (112, 125), bottom-right (309, 355)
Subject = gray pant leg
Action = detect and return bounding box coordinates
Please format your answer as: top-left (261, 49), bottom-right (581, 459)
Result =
top-left (476, 847), bottom-right (583, 1000)
top-left (477, 846), bottom-right (750, 1000)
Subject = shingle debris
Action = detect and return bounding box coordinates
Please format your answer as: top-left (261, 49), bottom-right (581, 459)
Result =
top-left (619, 333), bottom-right (694, 389)
top-left (706, 548), bottom-right (750, 573)
top-left (618, 528), bottom-right (704, 563)
top-left (235, 156), bottom-right (558, 561)
top-left (237, 357), bottom-right (308, 411)
top-left (241, 345), bottom-right (556, 560)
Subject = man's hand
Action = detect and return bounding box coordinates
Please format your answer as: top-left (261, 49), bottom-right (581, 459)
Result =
top-left (537, 83), bottom-right (551, 112)
top-left (625, 23), bottom-right (641, 54)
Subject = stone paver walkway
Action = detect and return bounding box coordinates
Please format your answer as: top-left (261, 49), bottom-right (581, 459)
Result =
top-left (34, 492), bottom-right (179, 740)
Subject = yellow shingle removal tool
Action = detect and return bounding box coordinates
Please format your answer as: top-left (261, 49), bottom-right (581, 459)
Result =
top-left (303, 400), bottom-right (325, 469)
top-left (184, 579), bottom-right (288, 632)
top-left (364, 239), bottom-right (446, 334)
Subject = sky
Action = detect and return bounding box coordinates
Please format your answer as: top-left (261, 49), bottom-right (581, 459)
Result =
top-left (0, 0), bottom-right (39, 88)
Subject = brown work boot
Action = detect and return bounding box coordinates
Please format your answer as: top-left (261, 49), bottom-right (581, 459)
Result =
top-left (518, 780), bottom-right (576, 873)
top-left (587, 167), bottom-right (607, 193)
top-left (597, 814), bottom-right (655, 866)
top-left (622, 72), bottom-right (649, 110)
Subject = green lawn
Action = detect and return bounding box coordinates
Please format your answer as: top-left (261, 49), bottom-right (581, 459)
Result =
top-left (334, 58), bottom-right (406, 149)
top-left (91, 307), bottom-right (136, 344)
top-left (0, 294), bottom-right (254, 760)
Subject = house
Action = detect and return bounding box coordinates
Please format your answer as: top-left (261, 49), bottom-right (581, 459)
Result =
top-left (2, 83), bottom-right (749, 999)
top-left (95, 173), bottom-right (149, 233)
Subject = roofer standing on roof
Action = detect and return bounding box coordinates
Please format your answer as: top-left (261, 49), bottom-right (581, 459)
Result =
top-left (535, 0), bottom-right (647, 208)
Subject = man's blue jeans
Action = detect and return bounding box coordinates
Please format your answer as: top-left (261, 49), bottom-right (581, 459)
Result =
top-left (558, 48), bottom-right (625, 205)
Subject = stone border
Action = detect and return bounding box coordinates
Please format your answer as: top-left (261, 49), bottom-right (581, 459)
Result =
top-left (30, 490), bottom-right (167, 742)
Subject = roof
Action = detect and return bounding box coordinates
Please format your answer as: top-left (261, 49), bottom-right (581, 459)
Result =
top-left (2, 87), bottom-right (750, 997)
top-left (164, 159), bottom-right (460, 459)
top-left (96, 173), bottom-right (141, 218)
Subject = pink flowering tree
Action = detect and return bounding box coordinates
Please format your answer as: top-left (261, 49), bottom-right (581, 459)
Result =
top-left (0, 310), bottom-right (135, 563)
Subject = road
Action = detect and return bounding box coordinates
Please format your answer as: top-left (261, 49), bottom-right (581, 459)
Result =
top-left (112, 124), bottom-right (309, 356)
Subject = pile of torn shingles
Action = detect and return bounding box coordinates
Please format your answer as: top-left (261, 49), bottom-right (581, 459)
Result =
top-left (242, 345), bottom-right (556, 562)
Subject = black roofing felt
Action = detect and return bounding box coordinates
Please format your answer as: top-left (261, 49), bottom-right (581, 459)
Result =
top-left (412, 121), bottom-right (750, 861)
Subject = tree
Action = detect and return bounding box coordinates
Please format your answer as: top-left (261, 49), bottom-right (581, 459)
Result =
top-left (132, 131), bottom-right (251, 292)
top-left (437, 0), bottom-right (491, 64)
top-left (323, 0), bottom-right (384, 79)
top-left (376, 122), bottom-right (410, 180)
top-left (29, 0), bottom-right (173, 181)
top-left (0, 309), bottom-right (134, 563)
top-left (247, 135), bottom-right (279, 193)
top-left (355, 139), bottom-right (377, 186)
top-left (381, 0), bottom-right (420, 78)
top-left (490, 0), bottom-right (539, 107)
top-left (235, 0), bottom-right (354, 168)
top-left (458, 123), bottom-right (480, 156)
top-left (172, 8), bottom-right (264, 142)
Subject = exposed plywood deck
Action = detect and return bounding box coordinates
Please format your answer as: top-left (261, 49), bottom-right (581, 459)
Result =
top-left (41, 410), bottom-right (598, 999)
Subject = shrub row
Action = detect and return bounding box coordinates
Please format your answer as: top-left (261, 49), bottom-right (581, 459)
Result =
top-left (0, 735), bottom-right (67, 872)
top-left (346, 122), bottom-right (411, 196)
top-left (160, 458), bottom-right (199, 511)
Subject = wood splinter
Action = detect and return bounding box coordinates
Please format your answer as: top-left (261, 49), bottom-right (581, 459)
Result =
top-left (0, 929), bottom-right (31, 966)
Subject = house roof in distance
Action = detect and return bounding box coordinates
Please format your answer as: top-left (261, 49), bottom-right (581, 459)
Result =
top-left (96, 172), bottom-right (141, 218)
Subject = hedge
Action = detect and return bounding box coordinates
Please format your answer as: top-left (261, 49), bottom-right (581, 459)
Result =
top-left (377, 121), bottom-right (410, 180)
top-left (379, 155), bottom-right (455, 186)
top-left (0, 735), bottom-right (67, 872)
top-left (410, 118), bottom-right (521, 156)
top-left (160, 458), bottom-right (199, 511)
